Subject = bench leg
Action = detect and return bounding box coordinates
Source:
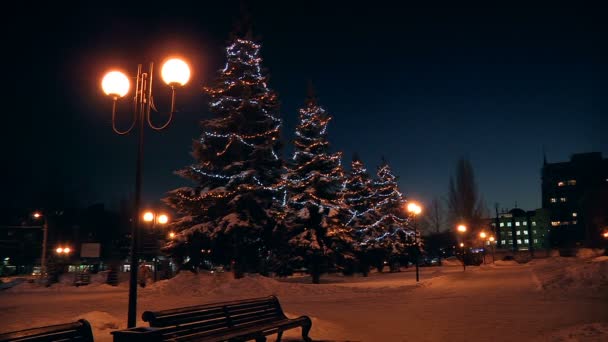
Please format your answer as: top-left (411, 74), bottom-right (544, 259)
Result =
top-left (302, 321), bottom-right (313, 342)
top-left (276, 330), bottom-right (283, 342)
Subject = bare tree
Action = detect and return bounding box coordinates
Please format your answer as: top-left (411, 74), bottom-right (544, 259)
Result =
top-left (447, 158), bottom-right (487, 234)
top-left (424, 197), bottom-right (444, 233)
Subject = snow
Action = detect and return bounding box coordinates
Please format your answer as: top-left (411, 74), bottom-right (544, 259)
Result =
top-left (575, 248), bottom-right (605, 259)
top-left (1, 257), bottom-right (607, 341)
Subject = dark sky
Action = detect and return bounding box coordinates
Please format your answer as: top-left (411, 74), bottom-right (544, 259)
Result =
top-left (4, 2), bottom-right (606, 213)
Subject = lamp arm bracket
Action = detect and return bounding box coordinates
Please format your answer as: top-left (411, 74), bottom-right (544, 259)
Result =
top-left (146, 89), bottom-right (176, 131)
top-left (111, 98), bottom-right (137, 135)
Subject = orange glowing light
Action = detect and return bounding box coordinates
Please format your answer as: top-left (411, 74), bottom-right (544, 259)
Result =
top-left (143, 212), bottom-right (154, 222)
top-left (457, 225), bottom-right (467, 233)
top-left (102, 71), bottom-right (130, 97)
top-left (161, 58), bottom-right (190, 86)
top-left (157, 214), bottom-right (169, 225)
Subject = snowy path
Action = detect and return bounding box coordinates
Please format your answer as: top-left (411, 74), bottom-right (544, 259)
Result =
top-left (1, 260), bottom-right (607, 341)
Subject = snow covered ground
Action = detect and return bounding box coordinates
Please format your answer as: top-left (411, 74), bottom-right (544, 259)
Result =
top-left (1, 255), bottom-right (607, 341)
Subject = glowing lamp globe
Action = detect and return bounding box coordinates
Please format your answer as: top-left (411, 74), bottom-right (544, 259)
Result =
top-left (407, 202), bottom-right (422, 215)
top-left (161, 58), bottom-right (190, 86)
top-left (56, 247), bottom-right (63, 254)
top-left (479, 232), bottom-right (487, 239)
top-left (63, 247), bottom-right (71, 254)
top-left (157, 214), bottom-right (169, 225)
top-left (143, 212), bottom-right (154, 222)
top-left (457, 225), bottom-right (467, 233)
top-left (102, 71), bottom-right (130, 98)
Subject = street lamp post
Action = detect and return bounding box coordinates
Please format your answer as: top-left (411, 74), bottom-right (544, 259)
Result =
top-left (479, 231), bottom-right (487, 264)
top-left (457, 224), bottom-right (467, 271)
top-left (32, 212), bottom-right (48, 283)
top-left (406, 202), bottom-right (422, 282)
top-left (101, 58), bottom-right (191, 328)
top-left (143, 211), bottom-right (169, 282)
top-left (489, 236), bottom-right (496, 264)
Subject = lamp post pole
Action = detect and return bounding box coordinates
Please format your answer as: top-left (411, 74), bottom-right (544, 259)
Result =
top-left (457, 225), bottom-right (467, 272)
top-left (461, 243), bottom-right (466, 271)
top-left (406, 202), bottom-right (422, 282)
top-left (102, 59), bottom-right (190, 328)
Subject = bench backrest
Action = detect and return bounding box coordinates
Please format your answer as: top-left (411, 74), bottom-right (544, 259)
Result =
top-left (142, 295), bottom-right (287, 329)
top-left (0, 319), bottom-right (94, 342)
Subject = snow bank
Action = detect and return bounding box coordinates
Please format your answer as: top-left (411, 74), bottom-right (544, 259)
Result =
top-left (576, 248), bottom-right (605, 259)
top-left (533, 257), bottom-right (608, 292)
top-left (592, 255), bottom-right (608, 262)
top-left (441, 257), bottom-right (463, 267)
top-left (494, 260), bottom-right (519, 266)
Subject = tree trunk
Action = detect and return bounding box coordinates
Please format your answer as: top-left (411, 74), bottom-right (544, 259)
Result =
top-left (310, 258), bottom-right (321, 284)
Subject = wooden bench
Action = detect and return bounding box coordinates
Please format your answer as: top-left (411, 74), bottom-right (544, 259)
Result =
top-left (111, 296), bottom-right (312, 342)
top-left (0, 319), bottom-right (94, 341)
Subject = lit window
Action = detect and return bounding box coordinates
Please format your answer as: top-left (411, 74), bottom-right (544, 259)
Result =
top-left (507, 232), bottom-right (512, 236)
top-left (517, 239), bottom-right (522, 244)
top-left (560, 197), bottom-right (567, 202)
top-left (533, 230), bottom-right (537, 234)
top-left (516, 221), bottom-right (521, 227)
top-left (550, 198), bottom-right (557, 203)
top-left (501, 240), bottom-right (506, 245)
top-left (508, 240), bottom-right (513, 244)
top-left (572, 212), bottom-right (577, 217)
top-left (507, 222), bottom-right (512, 227)
top-left (500, 222), bottom-right (504, 227)
top-left (524, 230), bottom-right (528, 235)
top-left (557, 181), bottom-right (565, 187)
top-left (523, 221), bottom-right (527, 226)
top-left (567, 179), bottom-right (576, 186)
top-left (516, 231), bottom-right (521, 235)
top-left (524, 239), bottom-right (529, 243)
top-left (572, 220), bottom-right (577, 224)
top-left (551, 221), bottom-right (560, 226)
top-left (491, 223), bottom-right (496, 227)
top-left (532, 221), bottom-right (537, 226)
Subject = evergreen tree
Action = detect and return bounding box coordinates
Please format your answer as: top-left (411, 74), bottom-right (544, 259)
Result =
top-left (342, 155), bottom-right (376, 275)
top-left (366, 160), bottom-right (414, 271)
top-left (283, 89), bottom-right (351, 283)
top-left (164, 34), bottom-right (283, 278)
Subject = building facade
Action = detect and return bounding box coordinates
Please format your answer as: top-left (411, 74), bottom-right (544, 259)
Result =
top-left (491, 208), bottom-right (550, 252)
top-left (541, 152), bottom-right (608, 247)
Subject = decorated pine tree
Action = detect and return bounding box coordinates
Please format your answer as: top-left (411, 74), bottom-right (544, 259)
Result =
top-left (366, 160), bottom-right (414, 271)
top-left (341, 155), bottom-right (376, 275)
top-left (164, 33), bottom-right (283, 278)
top-left (283, 88), bottom-right (351, 283)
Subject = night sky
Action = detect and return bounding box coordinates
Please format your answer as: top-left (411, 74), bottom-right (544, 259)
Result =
top-left (5, 2), bottom-right (606, 213)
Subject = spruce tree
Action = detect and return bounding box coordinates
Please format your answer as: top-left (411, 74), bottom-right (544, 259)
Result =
top-left (283, 89), bottom-right (350, 283)
top-left (366, 160), bottom-right (413, 271)
top-left (342, 155), bottom-right (376, 275)
top-left (164, 34), bottom-right (283, 278)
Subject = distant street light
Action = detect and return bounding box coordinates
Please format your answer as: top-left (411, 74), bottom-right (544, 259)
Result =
top-left (55, 246), bottom-right (71, 255)
top-left (32, 212), bottom-right (48, 283)
top-left (457, 224), bottom-right (467, 271)
top-left (488, 236), bottom-right (496, 264)
top-left (101, 57), bottom-right (191, 328)
top-left (141, 210), bottom-right (169, 284)
top-left (168, 232), bottom-right (176, 239)
top-left (406, 202), bottom-right (422, 282)
top-left (479, 231), bottom-right (487, 264)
